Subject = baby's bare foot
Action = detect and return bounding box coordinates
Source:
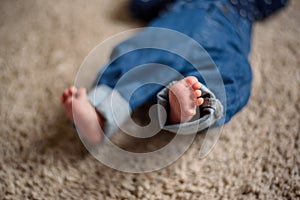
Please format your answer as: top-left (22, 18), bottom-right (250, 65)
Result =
top-left (168, 76), bottom-right (204, 124)
top-left (61, 86), bottom-right (103, 143)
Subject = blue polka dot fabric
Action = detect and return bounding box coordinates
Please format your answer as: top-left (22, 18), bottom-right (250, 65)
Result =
top-left (130, 0), bottom-right (289, 22)
top-left (229, 0), bottom-right (289, 21)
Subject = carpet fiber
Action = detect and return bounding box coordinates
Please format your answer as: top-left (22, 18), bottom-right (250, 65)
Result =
top-left (0, 0), bottom-right (299, 199)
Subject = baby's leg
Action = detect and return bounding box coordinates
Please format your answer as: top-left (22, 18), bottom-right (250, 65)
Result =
top-left (61, 87), bottom-right (104, 143)
top-left (168, 76), bottom-right (204, 124)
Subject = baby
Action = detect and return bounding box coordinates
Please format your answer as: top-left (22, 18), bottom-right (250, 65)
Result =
top-left (61, 0), bottom-right (288, 143)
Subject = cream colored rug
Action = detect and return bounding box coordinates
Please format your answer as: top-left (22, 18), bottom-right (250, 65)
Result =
top-left (0, 0), bottom-right (299, 199)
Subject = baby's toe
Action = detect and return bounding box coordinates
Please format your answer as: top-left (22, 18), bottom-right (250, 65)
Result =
top-left (75, 88), bottom-right (87, 99)
top-left (185, 76), bottom-right (198, 87)
top-left (194, 90), bottom-right (202, 98)
top-left (192, 82), bottom-right (201, 90)
top-left (65, 96), bottom-right (73, 107)
top-left (61, 89), bottom-right (69, 103)
top-left (196, 97), bottom-right (204, 106)
top-left (68, 86), bottom-right (77, 95)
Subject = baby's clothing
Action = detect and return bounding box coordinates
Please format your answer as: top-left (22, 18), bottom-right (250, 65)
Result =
top-left (88, 0), bottom-right (288, 136)
top-left (130, 0), bottom-right (289, 21)
top-left (229, 0), bottom-right (289, 21)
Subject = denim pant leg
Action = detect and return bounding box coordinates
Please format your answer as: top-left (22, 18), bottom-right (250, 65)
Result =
top-left (94, 1), bottom-right (227, 108)
top-left (88, 0), bottom-right (252, 136)
top-left (182, 0), bottom-right (253, 125)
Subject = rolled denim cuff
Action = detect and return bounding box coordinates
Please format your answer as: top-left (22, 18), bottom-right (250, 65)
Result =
top-left (87, 85), bottom-right (131, 137)
top-left (157, 82), bottom-right (223, 134)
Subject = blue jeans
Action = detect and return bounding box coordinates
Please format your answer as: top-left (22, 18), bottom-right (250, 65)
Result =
top-left (88, 0), bottom-right (253, 136)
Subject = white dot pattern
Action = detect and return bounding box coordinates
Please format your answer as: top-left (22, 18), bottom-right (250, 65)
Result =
top-left (229, 0), bottom-right (289, 21)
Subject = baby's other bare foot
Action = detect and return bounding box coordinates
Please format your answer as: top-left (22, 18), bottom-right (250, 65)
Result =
top-left (168, 76), bottom-right (204, 124)
top-left (61, 86), bottom-right (103, 143)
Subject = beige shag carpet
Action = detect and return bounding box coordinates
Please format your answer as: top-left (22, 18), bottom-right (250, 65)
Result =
top-left (0, 0), bottom-right (299, 199)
